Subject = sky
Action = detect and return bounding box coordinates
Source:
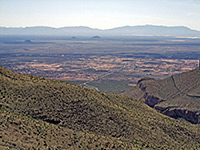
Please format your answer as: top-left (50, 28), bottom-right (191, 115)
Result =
top-left (0, 0), bottom-right (200, 30)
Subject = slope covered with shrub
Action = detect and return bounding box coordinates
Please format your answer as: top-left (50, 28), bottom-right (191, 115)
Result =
top-left (0, 106), bottom-right (138, 149)
top-left (1, 66), bottom-right (200, 149)
top-left (122, 68), bottom-right (200, 124)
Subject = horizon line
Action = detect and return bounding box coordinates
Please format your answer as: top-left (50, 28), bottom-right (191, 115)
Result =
top-left (0, 24), bottom-right (199, 31)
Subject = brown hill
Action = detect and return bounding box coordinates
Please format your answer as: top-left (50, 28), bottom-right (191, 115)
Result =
top-left (1, 66), bottom-right (200, 149)
top-left (122, 68), bottom-right (200, 124)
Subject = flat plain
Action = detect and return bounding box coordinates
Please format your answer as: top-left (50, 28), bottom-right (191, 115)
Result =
top-left (0, 36), bottom-right (200, 93)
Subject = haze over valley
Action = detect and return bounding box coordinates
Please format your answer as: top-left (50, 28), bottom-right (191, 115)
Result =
top-left (1, 0), bottom-right (200, 149)
top-left (1, 34), bottom-right (200, 93)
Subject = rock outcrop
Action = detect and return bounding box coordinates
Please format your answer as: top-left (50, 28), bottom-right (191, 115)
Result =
top-left (122, 68), bottom-right (200, 124)
top-left (155, 106), bottom-right (200, 124)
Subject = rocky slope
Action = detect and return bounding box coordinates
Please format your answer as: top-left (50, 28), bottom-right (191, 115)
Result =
top-left (122, 68), bottom-right (200, 124)
top-left (1, 66), bottom-right (200, 149)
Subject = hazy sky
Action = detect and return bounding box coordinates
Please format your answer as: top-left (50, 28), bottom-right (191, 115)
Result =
top-left (1, 0), bottom-right (200, 30)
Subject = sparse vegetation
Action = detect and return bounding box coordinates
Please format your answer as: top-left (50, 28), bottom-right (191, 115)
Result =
top-left (1, 66), bottom-right (200, 149)
top-left (0, 36), bottom-right (199, 94)
top-left (122, 68), bottom-right (200, 124)
top-left (0, 107), bottom-right (137, 149)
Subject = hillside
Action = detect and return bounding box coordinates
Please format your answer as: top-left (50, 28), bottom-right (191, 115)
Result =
top-left (122, 68), bottom-right (200, 124)
top-left (0, 25), bottom-right (199, 36)
top-left (1, 66), bottom-right (200, 149)
top-left (0, 107), bottom-right (136, 149)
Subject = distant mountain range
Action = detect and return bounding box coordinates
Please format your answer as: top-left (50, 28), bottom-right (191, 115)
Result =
top-left (0, 25), bottom-right (200, 37)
